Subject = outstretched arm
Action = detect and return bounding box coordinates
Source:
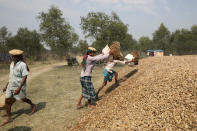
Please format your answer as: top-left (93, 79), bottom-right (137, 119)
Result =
top-left (125, 59), bottom-right (135, 64)
top-left (88, 53), bottom-right (109, 62)
top-left (113, 60), bottom-right (126, 64)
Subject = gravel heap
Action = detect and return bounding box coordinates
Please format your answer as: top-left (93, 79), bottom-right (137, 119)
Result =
top-left (69, 56), bottom-right (197, 130)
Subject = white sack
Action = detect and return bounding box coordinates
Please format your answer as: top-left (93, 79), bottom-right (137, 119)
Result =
top-left (125, 54), bottom-right (134, 60)
top-left (102, 45), bottom-right (110, 55)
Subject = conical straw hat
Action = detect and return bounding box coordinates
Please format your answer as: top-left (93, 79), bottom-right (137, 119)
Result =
top-left (88, 47), bottom-right (97, 52)
top-left (9, 49), bottom-right (24, 55)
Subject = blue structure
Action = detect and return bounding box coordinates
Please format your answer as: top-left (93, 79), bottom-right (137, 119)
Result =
top-left (147, 49), bottom-right (164, 56)
top-left (155, 49), bottom-right (164, 52)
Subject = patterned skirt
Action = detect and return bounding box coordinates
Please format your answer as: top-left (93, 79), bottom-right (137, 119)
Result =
top-left (80, 76), bottom-right (96, 100)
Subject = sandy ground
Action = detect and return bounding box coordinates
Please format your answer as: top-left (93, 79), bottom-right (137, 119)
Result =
top-left (0, 61), bottom-right (123, 130)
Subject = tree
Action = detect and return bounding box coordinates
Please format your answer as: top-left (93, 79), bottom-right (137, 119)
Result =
top-left (37, 5), bottom-right (79, 56)
top-left (7, 28), bottom-right (45, 60)
top-left (171, 28), bottom-right (197, 55)
top-left (153, 23), bottom-right (171, 52)
top-left (121, 34), bottom-right (138, 51)
top-left (138, 36), bottom-right (153, 52)
top-left (81, 12), bottom-right (136, 51)
top-left (0, 26), bottom-right (11, 53)
top-left (191, 25), bottom-right (197, 35)
top-left (77, 40), bottom-right (89, 53)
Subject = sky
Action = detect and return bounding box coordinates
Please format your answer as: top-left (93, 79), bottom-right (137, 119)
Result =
top-left (0, 0), bottom-right (197, 41)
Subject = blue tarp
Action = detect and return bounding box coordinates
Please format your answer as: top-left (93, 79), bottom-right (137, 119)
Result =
top-left (147, 50), bottom-right (154, 52)
top-left (155, 49), bottom-right (164, 52)
top-left (147, 49), bottom-right (164, 52)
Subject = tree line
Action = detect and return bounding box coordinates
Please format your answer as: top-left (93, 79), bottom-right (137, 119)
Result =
top-left (0, 5), bottom-right (197, 62)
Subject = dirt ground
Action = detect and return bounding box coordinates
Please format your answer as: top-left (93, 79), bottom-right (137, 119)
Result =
top-left (0, 61), bottom-right (123, 130)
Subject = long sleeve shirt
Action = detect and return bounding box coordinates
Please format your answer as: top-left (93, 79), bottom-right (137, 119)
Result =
top-left (80, 54), bottom-right (109, 77)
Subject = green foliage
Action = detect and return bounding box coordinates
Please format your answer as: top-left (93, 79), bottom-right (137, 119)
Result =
top-left (138, 23), bottom-right (197, 55)
top-left (153, 23), bottom-right (171, 52)
top-left (77, 40), bottom-right (89, 53)
top-left (138, 36), bottom-right (154, 52)
top-left (80, 12), bottom-right (136, 51)
top-left (171, 27), bottom-right (197, 55)
top-left (6, 28), bottom-right (45, 60)
top-left (38, 5), bottom-right (79, 56)
top-left (0, 26), bottom-right (11, 53)
top-left (1, 7), bottom-right (197, 59)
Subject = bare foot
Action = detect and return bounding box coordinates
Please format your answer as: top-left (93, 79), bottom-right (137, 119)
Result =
top-left (29, 104), bottom-right (37, 115)
top-left (88, 104), bottom-right (96, 109)
top-left (0, 119), bottom-right (12, 126)
top-left (77, 103), bottom-right (83, 109)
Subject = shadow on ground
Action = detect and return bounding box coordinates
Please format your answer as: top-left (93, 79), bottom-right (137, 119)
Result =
top-left (55, 65), bottom-right (80, 69)
top-left (105, 69), bottom-right (138, 94)
top-left (11, 102), bottom-right (46, 120)
top-left (7, 126), bottom-right (31, 131)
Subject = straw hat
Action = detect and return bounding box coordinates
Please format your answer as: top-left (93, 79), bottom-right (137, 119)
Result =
top-left (88, 47), bottom-right (97, 52)
top-left (9, 49), bottom-right (24, 55)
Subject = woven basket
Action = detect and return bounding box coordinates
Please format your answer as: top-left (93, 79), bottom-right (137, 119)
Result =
top-left (110, 41), bottom-right (123, 60)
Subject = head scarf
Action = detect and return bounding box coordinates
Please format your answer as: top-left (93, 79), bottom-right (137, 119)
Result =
top-left (81, 49), bottom-right (96, 71)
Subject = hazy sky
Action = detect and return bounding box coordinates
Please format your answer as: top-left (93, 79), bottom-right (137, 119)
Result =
top-left (0, 0), bottom-right (197, 40)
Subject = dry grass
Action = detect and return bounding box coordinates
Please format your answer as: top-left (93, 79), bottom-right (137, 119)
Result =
top-left (0, 63), bottom-right (122, 130)
top-left (68, 56), bottom-right (197, 130)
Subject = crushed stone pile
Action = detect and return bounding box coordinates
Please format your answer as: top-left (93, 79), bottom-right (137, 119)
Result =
top-left (68, 56), bottom-right (197, 130)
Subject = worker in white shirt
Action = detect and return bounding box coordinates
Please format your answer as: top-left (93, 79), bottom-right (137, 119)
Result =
top-left (96, 56), bottom-right (134, 98)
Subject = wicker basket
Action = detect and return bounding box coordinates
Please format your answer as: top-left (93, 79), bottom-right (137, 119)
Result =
top-left (110, 41), bottom-right (124, 60)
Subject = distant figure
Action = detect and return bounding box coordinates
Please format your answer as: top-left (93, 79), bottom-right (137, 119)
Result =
top-left (77, 47), bottom-right (110, 109)
top-left (72, 58), bottom-right (79, 65)
top-left (0, 49), bottom-right (36, 126)
top-left (66, 57), bottom-right (79, 66)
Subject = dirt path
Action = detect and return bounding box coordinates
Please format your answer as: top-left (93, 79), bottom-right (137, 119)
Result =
top-left (27, 62), bottom-right (65, 81)
top-left (0, 62), bottom-right (66, 84)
